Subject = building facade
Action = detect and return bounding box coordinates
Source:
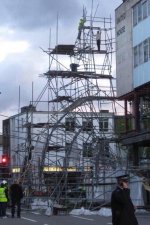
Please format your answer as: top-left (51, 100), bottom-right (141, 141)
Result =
top-left (115, 0), bottom-right (150, 166)
top-left (2, 105), bottom-right (120, 198)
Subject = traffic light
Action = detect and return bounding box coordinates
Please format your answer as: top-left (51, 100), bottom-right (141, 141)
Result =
top-left (1, 155), bottom-right (9, 166)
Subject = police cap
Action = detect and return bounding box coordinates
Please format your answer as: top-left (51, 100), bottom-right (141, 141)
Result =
top-left (116, 174), bottom-right (129, 182)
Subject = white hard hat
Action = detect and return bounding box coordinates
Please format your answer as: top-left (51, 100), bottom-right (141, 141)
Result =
top-left (2, 180), bottom-right (7, 184)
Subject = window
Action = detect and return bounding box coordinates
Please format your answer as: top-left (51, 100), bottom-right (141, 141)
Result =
top-left (134, 37), bottom-right (150, 67)
top-left (65, 117), bottom-right (75, 131)
top-left (82, 119), bottom-right (93, 131)
top-left (139, 43), bottom-right (143, 64)
top-left (99, 118), bottom-right (109, 132)
top-left (104, 142), bottom-right (110, 158)
top-left (141, 96), bottom-right (150, 116)
top-left (83, 143), bottom-right (93, 157)
top-left (134, 46), bottom-right (138, 67)
top-left (133, 5), bottom-right (138, 26)
top-left (65, 142), bottom-right (71, 154)
top-left (142, 1), bottom-right (148, 19)
top-left (149, 38), bottom-right (150, 58)
top-left (133, 0), bottom-right (150, 27)
top-left (138, 2), bottom-right (142, 22)
top-left (148, 0), bottom-right (150, 15)
top-left (144, 39), bottom-right (148, 62)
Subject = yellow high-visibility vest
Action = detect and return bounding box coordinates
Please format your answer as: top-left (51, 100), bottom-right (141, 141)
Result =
top-left (0, 187), bottom-right (7, 202)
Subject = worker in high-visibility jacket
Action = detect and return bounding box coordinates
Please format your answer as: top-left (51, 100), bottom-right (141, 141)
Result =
top-left (0, 180), bottom-right (9, 218)
top-left (77, 18), bottom-right (86, 40)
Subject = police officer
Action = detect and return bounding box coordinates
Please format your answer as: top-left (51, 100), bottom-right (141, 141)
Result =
top-left (111, 174), bottom-right (138, 225)
top-left (0, 180), bottom-right (9, 218)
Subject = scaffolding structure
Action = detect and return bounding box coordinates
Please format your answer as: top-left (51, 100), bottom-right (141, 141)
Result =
top-left (2, 9), bottom-right (132, 210)
top-left (26, 10), bottom-right (125, 207)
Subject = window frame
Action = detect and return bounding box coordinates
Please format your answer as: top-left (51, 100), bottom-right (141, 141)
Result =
top-left (99, 118), bottom-right (109, 132)
top-left (134, 46), bottom-right (138, 68)
top-left (142, 0), bottom-right (148, 19)
top-left (144, 39), bottom-right (149, 62)
top-left (83, 142), bottom-right (93, 158)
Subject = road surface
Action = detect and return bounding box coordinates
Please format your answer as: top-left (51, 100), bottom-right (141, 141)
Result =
top-left (2, 209), bottom-right (150, 225)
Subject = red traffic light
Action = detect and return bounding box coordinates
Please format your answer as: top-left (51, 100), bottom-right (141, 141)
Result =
top-left (2, 157), bottom-right (7, 163)
top-left (1, 155), bottom-right (9, 165)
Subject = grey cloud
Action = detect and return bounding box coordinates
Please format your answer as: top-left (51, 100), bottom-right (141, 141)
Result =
top-left (0, 0), bottom-right (81, 30)
top-left (0, 0), bottom-right (122, 124)
top-left (0, 53), bottom-right (43, 111)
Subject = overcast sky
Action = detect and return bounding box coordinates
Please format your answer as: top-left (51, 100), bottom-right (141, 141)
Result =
top-left (0, 0), bottom-right (122, 132)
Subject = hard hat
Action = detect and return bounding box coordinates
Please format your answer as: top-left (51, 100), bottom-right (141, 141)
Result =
top-left (2, 180), bottom-right (7, 184)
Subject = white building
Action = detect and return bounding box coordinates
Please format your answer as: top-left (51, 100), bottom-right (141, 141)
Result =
top-left (3, 105), bottom-right (117, 175)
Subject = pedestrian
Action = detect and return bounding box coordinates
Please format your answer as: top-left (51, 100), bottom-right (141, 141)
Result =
top-left (111, 174), bottom-right (138, 225)
top-left (96, 30), bottom-right (101, 51)
top-left (0, 180), bottom-right (9, 218)
top-left (9, 179), bottom-right (23, 218)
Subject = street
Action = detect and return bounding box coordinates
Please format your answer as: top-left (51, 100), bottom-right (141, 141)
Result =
top-left (2, 210), bottom-right (150, 225)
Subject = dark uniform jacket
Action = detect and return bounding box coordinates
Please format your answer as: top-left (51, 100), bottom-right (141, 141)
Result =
top-left (9, 183), bottom-right (23, 201)
top-left (111, 186), bottom-right (138, 225)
